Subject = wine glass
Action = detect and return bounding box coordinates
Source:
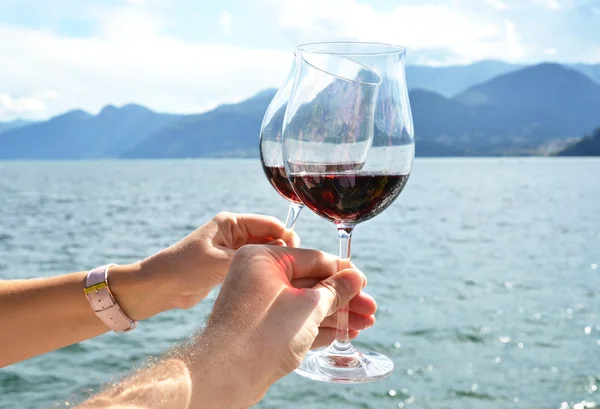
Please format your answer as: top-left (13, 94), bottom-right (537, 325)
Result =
top-left (259, 57), bottom-right (303, 229)
top-left (282, 43), bottom-right (414, 383)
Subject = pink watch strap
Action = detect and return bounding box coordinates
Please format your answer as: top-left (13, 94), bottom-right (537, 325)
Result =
top-left (84, 265), bottom-right (137, 333)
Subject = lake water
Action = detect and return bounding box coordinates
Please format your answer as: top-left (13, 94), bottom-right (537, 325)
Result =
top-left (1, 158), bottom-right (599, 409)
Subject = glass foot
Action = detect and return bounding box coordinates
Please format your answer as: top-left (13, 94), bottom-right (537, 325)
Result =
top-left (294, 346), bottom-right (394, 384)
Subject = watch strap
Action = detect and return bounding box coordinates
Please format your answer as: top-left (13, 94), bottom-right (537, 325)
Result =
top-left (84, 264), bottom-right (137, 333)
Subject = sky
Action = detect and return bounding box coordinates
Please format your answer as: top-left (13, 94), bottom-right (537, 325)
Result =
top-left (0, 0), bottom-right (599, 121)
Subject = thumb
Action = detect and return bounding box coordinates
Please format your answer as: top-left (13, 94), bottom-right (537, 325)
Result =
top-left (311, 268), bottom-right (366, 322)
top-left (267, 238), bottom-right (287, 247)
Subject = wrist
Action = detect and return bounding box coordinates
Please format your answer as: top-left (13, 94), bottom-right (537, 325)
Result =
top-left (188, 329), bottom-right (255, 409)
top-left (136, 247), bottom-right (218, 310)
top-left (108, 262), bottom-right (172, 321)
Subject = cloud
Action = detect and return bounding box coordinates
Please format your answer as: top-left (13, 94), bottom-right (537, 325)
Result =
top-left (219, 10), bottom-right (232, 36)
top-left (265, 0), bottom-right (526, 65)
top-left (0, 6), bottom-right (291, 120)
top-left (0, 91), bottom-right (59, 119)
top-left (262, 0), bottom-right (600, 66)
top-left (485, 0), bottom-right (508, 10)
top-left (1, 0), bottom-right (598, 121)
top-left (531, 0), bottom-right (561, 10)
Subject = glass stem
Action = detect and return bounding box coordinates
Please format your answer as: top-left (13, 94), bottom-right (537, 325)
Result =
top-left (284, 203), bottom-right (303, 230)
top-left (330, 225), bottom-right (355, 353)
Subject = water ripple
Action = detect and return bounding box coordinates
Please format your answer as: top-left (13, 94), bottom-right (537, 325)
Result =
top-left (448, 389), bottom-right (499, 401)
top-left (1, 158), bottom-right (600, 409)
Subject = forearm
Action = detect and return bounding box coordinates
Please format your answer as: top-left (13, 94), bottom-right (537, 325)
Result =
top-left (0, 263), bottom-right (167, 367)
top-left (76, 330), bottom-right (252, 409)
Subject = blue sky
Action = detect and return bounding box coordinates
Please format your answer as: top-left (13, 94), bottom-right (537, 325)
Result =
top-left (0, 0), bottom-right (599, 120)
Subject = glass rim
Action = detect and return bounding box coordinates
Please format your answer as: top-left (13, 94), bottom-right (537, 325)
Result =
top-left (299, 51), bottom-right (383, 86)
top-left (297, 41), bottom-right (407, 56)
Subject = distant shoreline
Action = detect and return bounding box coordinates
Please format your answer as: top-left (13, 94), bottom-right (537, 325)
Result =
top-left (1, 155), bottom-right (599, 163)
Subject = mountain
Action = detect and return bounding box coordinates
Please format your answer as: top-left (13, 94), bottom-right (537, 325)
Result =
top-left (409, 89), bottom-right (472, 138)
top-left (79, 63), bottom-right (600, 159)
top-left (121, 91), bottom-right (278, 158)
top-left (0, 104), bottom-right (182, 159)
top-left (406, 60), bottom-right (523, 97)
top-left (405, 61), bottom-right (600, 97)
top-left (449, 63), bottom-right (600, 152)
top-left (0, 119), bottom-right (35, 134)
top-left (570, 63), bottom-right (600, 87)
top-left (123, 88), bottom-right (464, 159)
top-left (556, 128), bottom-right (600, 156)
top-left (3, 62), bottom-right (599, 160)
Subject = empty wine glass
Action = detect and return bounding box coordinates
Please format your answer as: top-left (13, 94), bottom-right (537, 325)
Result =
top-left (282, 43), bottom-right (414, 383)
top-left (259, 57), bottom-right (303, 229)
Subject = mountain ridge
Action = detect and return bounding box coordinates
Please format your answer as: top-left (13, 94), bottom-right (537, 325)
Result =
top-left (406, 60), bottom-right (600, 97)
top-left (450, 63), bottom-right (600, 151)
top-left (556, 128), bottom-right (600, 156)
top-left (0, 119), bottom-right (36, 134)
top-left (0, 104), bottom-right (182, 159)
top-left (1, 62), bottom-right (599, 160)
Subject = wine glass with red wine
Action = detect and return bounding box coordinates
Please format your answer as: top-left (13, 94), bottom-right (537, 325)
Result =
top-left (282, 43), bottom-right (414, 383)
top-left (259, 57), bottom-right (303, 229)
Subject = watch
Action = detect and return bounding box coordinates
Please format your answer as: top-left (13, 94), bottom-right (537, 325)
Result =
top-left (84, 264), bottom-right (137, 333)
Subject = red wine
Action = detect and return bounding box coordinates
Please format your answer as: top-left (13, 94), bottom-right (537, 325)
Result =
top-left (262, 162), bottom-right (365, 204)
top-left (287, 161), bottom-right (365, 174)
top-left (262, 165), bottom-right (302, 204)
top-left (289, 172), bottom-right (409, 224)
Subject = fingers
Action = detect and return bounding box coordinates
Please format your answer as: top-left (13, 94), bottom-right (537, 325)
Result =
top-left (347, 292), bottom-right (377, 317)
top-left (252, 245), bottom-right (343, 282)
top-left (319, 311), bottom-right (375, 330)
top-left (267, 239), bottom-right (287, 247)
top-left (292, 279), bottom-right (377, 317)
top-left (228, 213), bottom-right (300, 248)
top-left (311, 328), bottom-right (360, 349)
top-left (290, 262), bottom-right (364, 288)
top-left (291, 279), bottom-right (377, 316)
top-left (311, 268), bottom-right (366, 321)
top-left (290, 277), bottom-right (321, 289)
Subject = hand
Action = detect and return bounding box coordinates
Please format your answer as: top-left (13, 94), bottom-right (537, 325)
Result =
top-left (200, 244), bottom-right (375, 407)
top-left (111, 212), bottom-right (300, 320)
top-left (74, 244), bottom-right (376, 409)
